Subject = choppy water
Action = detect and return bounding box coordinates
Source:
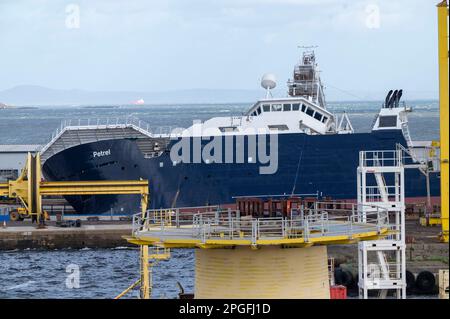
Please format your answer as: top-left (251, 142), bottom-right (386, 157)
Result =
top-left (0, 248), bottom-right (194, 299)
top-left (0, 100), bottom-right (440, 298)
top-left (0, 100), bottom-right (440, 145)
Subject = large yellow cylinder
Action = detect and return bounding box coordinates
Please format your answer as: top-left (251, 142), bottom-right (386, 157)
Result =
top-left (195, 246), bottom-right (330, 299)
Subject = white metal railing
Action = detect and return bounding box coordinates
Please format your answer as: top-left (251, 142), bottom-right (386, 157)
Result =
top-left (360, 146), bottom-right (430, 170)
top-left (41, 116), bottom-right (184, 155)
top-left (365, 262), bottom-right (405, 282)
top-left (52, 117), bottom-right (180, 139)
top-left (132, 202), bottom-right (391, 244)
top-left (359, 150), bottom-right (403, 168)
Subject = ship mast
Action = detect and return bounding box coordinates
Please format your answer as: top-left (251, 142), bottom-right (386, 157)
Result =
top-left (287, 46), bottom-right (326, 109)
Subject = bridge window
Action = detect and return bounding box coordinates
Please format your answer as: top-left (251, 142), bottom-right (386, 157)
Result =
top-left (305, 107), bottom-right (315, 117)
top-left (256, 107), bottom-right (262, 115)
top-left (219, 126), bottom-right (239, 133)
top-left (314, 112), bottom-right (323, 121)
top-left (322, 116), bottom-right (328, 123)
top-left (292, 103), bottom-right (300, 111)
top-left (263, 104), bottom-right (270, 112)
top-left (268, 125), bottom-right (289, 131)
top-left (271, 104), bottom-right (282, 112)
top-left (283, 104), bottom-right (291, 111)
top-left (379, 115), bottom-right (397, 127)
top-left (301, 104), bottom-right (307, 112)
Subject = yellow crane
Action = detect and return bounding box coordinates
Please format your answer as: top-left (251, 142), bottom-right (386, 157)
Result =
top-left (437, 0), bottom-right (449, 243)
top-left (0, 152), bottom-right (149, 225)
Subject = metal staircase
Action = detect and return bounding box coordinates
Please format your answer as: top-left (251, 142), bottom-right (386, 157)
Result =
top-left (401, 122), bottom-right (413, 149)
top-left (357, 150), bottom-right (406, 299)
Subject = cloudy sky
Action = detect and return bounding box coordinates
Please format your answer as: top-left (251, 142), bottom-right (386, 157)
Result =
top-left (0, 0), bottom-right (441, 100)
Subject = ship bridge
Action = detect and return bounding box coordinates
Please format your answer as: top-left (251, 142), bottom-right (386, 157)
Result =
top-left (39, 117), bottom-right (174, 163)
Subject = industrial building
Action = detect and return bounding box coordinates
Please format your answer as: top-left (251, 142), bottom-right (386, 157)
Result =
top-left (0, 145), bottom-right (41, 181)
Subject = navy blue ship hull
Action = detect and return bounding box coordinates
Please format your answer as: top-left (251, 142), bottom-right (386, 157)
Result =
top-left (42, 130), bottom-right (440, 215)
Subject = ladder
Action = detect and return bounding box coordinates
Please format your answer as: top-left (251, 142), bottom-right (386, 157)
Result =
top-left (401, 122), bottom-right (413, 149)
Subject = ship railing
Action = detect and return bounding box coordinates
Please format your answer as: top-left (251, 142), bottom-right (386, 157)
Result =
top-left (396, 143), bottom-right (419, 163)
top-left (41, 116), bottom-right (187, 155)
top-left (48, 116), bottom-right (149, 140)
top-left (132, 202), bottom-right (391, 243)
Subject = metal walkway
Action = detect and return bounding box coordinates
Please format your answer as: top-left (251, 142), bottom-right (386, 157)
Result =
top-left (127, 204), bottom-right (392, 249)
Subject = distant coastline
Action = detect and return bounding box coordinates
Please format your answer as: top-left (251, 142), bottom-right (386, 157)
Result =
top-left (1, 103), bottom-right (38, 110)
top-left (83, 105), bottom-right (120, 109)
top-left (0, 85), bottom-right (439, 107)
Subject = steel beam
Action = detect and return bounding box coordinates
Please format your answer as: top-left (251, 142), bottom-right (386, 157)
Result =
top-left (437, 0), bottom-right (449, 242)
top-left (0, 152), bottom-right (149, 224)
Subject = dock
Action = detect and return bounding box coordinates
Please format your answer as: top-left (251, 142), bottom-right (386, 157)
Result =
top-left (0, 222), bottom-right (133, 250)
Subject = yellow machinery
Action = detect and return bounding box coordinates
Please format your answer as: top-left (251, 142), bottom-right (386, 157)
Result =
top-left (1, 152), bottom-right (153, 298)
top-left (437, 0), bottom-right (449, 243)
top-left (420, 215), bottom-right (443, 227)
top-left (0, 152), bottom-right (149, 225)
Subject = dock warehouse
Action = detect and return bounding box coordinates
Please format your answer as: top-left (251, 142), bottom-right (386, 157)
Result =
top-left (0, 145), bottom-right (41, 181)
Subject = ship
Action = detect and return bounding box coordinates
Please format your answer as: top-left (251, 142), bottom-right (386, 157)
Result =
top-left (39, 50), bottom-right (441, 214)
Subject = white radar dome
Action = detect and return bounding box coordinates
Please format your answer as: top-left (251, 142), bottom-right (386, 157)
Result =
top-left (261, 73), bottom-right (277, 90)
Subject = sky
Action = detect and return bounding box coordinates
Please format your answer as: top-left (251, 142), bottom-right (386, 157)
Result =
top-left (0, 0), bottom-right (442, 100)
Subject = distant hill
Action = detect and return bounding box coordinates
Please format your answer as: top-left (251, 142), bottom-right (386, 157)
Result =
top-left (0, 85), bottom-right (270, 106)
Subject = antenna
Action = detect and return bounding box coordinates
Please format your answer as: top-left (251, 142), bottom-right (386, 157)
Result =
top-left (297, 45), bottom-right (318, 65)
top-left (297, 45), bottom-right (318, 50)
top-left (261, 73), bottom-right (277, 99)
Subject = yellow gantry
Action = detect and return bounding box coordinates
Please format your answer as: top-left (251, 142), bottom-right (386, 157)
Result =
top-left (437, 0), bottom-right (449, 243)
top-left (0, 152), bottom-right (153, 299)
top-left (0, 152), bottom-right (149, 223)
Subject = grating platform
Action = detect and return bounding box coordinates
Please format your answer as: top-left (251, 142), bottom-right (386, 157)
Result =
top-left (126, 206), bottom-right (391, 249)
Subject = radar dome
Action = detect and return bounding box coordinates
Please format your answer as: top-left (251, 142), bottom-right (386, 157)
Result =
top-left (261, 73), bottom-right (277, 90)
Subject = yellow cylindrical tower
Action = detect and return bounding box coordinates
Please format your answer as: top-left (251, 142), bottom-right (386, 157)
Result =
top-left (195, 246), bottom-right (330, 299)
